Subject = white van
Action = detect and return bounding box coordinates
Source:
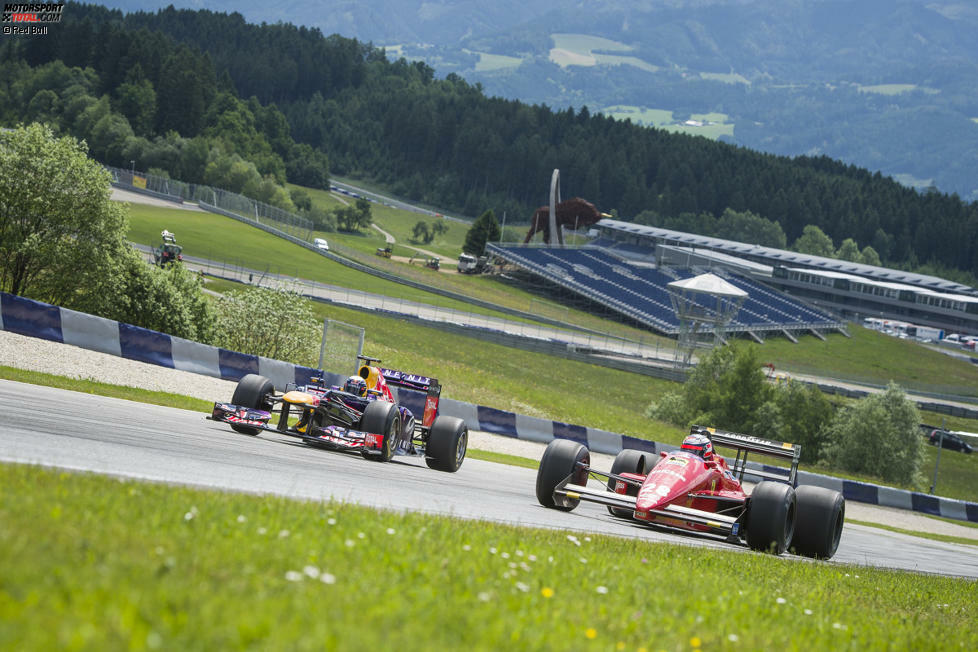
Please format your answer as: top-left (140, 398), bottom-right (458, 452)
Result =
top-left (314, 238), bottom-right (329, 251)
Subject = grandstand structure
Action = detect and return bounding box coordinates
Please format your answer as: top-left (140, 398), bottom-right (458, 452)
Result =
top-left (487, 243), bottom-right (845, 343)
top-left (590, 219), bottom-right (978, 336)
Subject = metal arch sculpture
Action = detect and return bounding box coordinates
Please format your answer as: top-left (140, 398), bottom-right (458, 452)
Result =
top-left (523, 197), bottom-right (611, 245)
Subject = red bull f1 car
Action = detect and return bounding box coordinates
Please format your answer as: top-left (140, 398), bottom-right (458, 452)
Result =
top-left (208, 356), bottom-right (468, 472)
top-left (536, 425), bottom-right (845, 559)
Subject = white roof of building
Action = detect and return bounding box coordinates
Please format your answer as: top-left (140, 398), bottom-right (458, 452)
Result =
top-left (667, 273), bottom-right (748, 297)
top-left (788, 267), bottom-right (978, 304)
top-left (598, 219), bottom-right (977, 295)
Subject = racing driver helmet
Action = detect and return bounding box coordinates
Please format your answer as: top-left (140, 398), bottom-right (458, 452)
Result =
top-left (680, 433), bottom-right (714, 460)
top-left (343, 375), bottom-right (367, 397)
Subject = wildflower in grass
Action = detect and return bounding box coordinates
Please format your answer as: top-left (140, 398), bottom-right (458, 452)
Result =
top-left (585, 628), bottom-right (597, 640)
top-left (541, 587), bottom-right (554, 598)
top-left (548, 556), bottom-right (554, 563)
top-left (616, 642), bottom-right (625, 651)
top-left (804, 609), bottom-right (813, 615)
top-left (327, 518), bottom-right (336, 526)
top-left (567, 534), bottom-right (581, 546)
top-left (690, 636), bottom-right (702, 648)
top-left (579, 557), bottom-right (588, 564)
top-left (528, 554), bottom-right (537, 562)
top-left (502, 552), bottom-right (510, 559)
top-left (520, 562), bottom-right (531, 571)
top-left (727, 634), bottom-right (739, 642)
top-left (357, 532), bottom-right (365, 539)
top-left (237, 515), bottom-right (246, 523)
top-left (776, 597), bottom-right (787, 604)
top-left (183, 506), bottom-right (198, 521)
top-left (596, 586), bottom-right (609, 594)
top-left (386, 528), bottom-right (396, 535)
top-left (462, 544), bottom-right (471, 551)
top-left (320, 573), bottom-right (336, 585)
top-left (285, 571), bottom-right (303, 582)
top-left (257, 527), bottom-right (267, 535)
top-left (516, 550), bottom-right (524, 557)
top-left (641, 558), bottom-right (648, 564)
top-left (303, 566), bottom-right (320, 579)
top-left (490, 547), bottom-right (498, 555)
top-left (278, 529), bottom-right (290, 538)
top-left (478, 592), bottom-right (491, 602)
top-left (508, 562), bottom-right (517, 569)
top-left (584, 536), bottom-right (591, 542)
top-left (344, 539), bottom-right (355, 548)
top-left (833, 623), bottom-right (846, 630)
top-left (515, 582), bottom-right (529, 592)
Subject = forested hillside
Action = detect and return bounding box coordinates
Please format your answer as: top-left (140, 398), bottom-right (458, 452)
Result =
top-left (3, 3), bottom-right (978, 282)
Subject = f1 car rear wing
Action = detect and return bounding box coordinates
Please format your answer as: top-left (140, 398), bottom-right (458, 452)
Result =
top-left (689, 425), bottom-right (801, 486)
top-left (358, 355), bottom-right (441, 428)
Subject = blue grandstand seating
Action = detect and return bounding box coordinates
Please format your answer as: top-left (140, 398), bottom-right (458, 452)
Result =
top-left (490, 245), bottom-right (841, 335)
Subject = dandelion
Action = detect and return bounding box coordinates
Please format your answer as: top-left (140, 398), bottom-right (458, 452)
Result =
top-left (237, 515), bottom-right (247, 523)
top-left (386, 528), bottom-right (396, 535)
top-left (320, 573), bottom-right (336, 585)
top-left (616, 642), bottom-right (625, 651)
top-left (776, 597), bottom-right (787, 605)
top-left (596, 586), bottom-right (609, 594)
top-left (278, 529), bottom-right (290, 538)
top-left (515, 582), bottom-right (529, 592)
top-left (478, 592), bottom-right (491, 602)
top-left (285, 571), bottom-right (303, 582)
top-left (541, 587), bottom-right (554, 598)
top-left (303, 566), bottom-right (320, 579)
top-left (690, 636), bottom-right (702, 648)
top-left (585, 628), bottom-right (597, 640)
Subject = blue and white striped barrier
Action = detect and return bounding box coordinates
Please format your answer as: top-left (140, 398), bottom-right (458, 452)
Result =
top-left (2, 291), bottom-right (976, 524)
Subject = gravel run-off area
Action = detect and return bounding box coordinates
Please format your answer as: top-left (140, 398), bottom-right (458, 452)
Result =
top-left (3, 330), bottom-right (977, 541)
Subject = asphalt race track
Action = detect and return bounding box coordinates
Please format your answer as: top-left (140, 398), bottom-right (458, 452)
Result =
top-left (2, 380), bottom-right (977, 578)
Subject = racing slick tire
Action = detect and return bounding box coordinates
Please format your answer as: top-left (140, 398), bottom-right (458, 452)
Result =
top-left (745, 481), bottom-right (796, 555)
top-left (425, 416), bottom-right (468, 473)
top-left (359, 400), bottom-right (400, 463)
top-left (790, 486), bottom-right (845, 559)
top-left (229, 374), bottom-right (275, 435)
top-left (536, 439), bottom-right (590, 511)
top-left (606, 449), bottom-right (650, 518)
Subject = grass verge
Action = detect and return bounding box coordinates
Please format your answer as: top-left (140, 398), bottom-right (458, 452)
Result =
top-left (1, 463), bottom-right (974, 651)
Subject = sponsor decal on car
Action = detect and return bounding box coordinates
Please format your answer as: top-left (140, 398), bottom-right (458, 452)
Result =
top-left (364, 432), bottom-right (383, 450)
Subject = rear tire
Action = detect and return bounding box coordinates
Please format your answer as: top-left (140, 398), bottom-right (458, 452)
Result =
top-left (606, 449), bottom-right (650, 518)
top-left (229, 374), bottom-right (274, 435)
top-left (535, 439), bottom-right (590, 511)
top-left (425, 416), bottom-right (468, 472)
top-left (791, 486), bottom-right (845, 559)
top-left (745, 481), bottom-right (796, 555)
top-left (359, 400), bottom-right (400, 462)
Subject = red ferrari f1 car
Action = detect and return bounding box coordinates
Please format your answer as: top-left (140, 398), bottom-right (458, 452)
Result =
top-left (536, 425), bottom-right (845, 559)
top-left (208, 356), bottom-right (468, 472)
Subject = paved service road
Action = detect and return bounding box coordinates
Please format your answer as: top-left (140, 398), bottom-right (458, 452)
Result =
top-left (2, 381), bottom-right (976, 578)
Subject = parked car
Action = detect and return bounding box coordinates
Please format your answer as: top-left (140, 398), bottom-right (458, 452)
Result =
top-left (928, 429), bottom-right (974, 454)
top-left (314, 238), bottom-right (329, 251)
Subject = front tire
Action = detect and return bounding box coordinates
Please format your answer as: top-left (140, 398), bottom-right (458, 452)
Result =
top-left (359, 400), bottom-right (400, 462)
top-left (425, 416), bottom-right (468, 472)
top-left (791, 486), bottom-right (845, 559)
top-left (229, 374), bottom-right (274, 435)
top-left (606, 449), bottom-right (650, 518)
top-left (535, 439), bottom-right (590, 511)
top-left (745, 481), bottom-right (796, 555)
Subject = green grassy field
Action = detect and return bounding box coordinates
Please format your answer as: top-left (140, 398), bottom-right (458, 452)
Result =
top-left (2, 463), bottom-right (974, 651)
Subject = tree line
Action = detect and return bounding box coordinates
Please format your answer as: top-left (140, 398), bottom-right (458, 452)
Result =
top-left (5, 3), bottom-right (978, 282)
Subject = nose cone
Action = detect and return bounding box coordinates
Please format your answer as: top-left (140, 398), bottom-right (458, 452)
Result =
top-left (635, 453), bottom-right (706, 510)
